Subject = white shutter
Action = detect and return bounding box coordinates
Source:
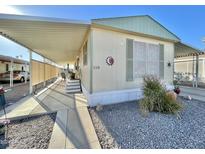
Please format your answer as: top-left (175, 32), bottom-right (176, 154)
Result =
top-left (159, 44), bottom-right (164, 79)
top-left (126, 39), bottom-right (134, 81)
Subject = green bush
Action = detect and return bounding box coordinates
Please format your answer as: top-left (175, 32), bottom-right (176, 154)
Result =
top-left (139, 75), bottom-right (182, 115)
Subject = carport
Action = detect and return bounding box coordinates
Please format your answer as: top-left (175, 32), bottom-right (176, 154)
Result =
top-left (174, 42), bottom-right (203, 87)
top-left (0, 14), bottom-right (101, 149)
top-left (0, 14), bottom-right (90, 94)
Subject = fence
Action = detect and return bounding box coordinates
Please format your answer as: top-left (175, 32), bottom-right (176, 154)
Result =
top-left (31, 60), bottom-right (60, 86)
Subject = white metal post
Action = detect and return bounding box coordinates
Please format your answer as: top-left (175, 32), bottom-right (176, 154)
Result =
top-left (192, 55), bottom-right (195, 87)
top-left (43, 57), bottom-right (46, 87)
top-left (10, 59), bottom-right (13, 87)
top-left (25, 62), bottom-right (27, 84)
top-left (29, 50), bottom-right (33, 94)
top-left (196, 54), bottom-right (199, 88)
top-left (203, 59), bottom-right (205, 80)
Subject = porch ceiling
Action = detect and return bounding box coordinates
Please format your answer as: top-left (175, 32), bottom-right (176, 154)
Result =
top-left (175, 42), bottom-right (201, 57)
top-left (0, 14), bottom-right (90, 65)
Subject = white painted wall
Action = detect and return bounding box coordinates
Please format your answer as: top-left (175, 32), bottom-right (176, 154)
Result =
top-left (92, 27), bottom-right (175, 93)
top-left (80, 27), bottom-right (175, 106)
top-left (78, 31), bottom-right (91, 94)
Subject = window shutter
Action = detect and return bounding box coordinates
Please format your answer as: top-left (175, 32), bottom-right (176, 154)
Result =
top-left (159, 44), bottom-right (164, 79)
top-left (126, 39), bottom-right (134, 81)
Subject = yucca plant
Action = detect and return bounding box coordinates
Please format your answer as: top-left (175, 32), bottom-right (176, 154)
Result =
top-left (139, 75), bottom-right (182, 115)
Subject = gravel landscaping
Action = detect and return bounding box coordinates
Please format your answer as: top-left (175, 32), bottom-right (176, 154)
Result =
top-left (0, 113), bottom-right (56, 149)
top-left (89, 97), bottom-right (205, 149)
top-left (3, 82), bottom-right (29, 107)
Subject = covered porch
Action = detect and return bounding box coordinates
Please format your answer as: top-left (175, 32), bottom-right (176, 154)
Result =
top-left (0, 14), bottom-right (100, 149)
top-left (0, 13), bottom-right (90, 94)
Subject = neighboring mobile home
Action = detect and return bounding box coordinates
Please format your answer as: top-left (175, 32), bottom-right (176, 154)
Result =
top-left (0, 55), bottom-right (29, 73)
top-left (174, 54), bottom-right (205, 83)
top-left (0, 14), bottom-right (199, 106)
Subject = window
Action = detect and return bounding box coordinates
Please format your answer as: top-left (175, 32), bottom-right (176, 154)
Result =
top-left (133, 41), bottom-right (163, 79)
top-left (6, 63), bottom-right (9, 71)
top-left (83, 41), bottom-right (88, 66)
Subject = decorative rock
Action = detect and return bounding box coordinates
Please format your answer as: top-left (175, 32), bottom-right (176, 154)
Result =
top-left (96, 104), bottom-right (103, 111)
top-left (0, 113), bottom-right (56, 149)
top-left (166, 91), bottom-right (177, 100)
top-left (187, 95), bottom-right (192, 100)
top-left (89, 98), bottom-right (205, 149)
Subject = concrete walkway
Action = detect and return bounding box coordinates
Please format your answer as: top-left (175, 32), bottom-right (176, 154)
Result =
top-left (179, 86), bottom-right (205, 101)
top-left (0, 79), bottom-right (101, 149)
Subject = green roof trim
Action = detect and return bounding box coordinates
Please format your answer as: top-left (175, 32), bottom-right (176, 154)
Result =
top-left (92, 15), bottom-right (180, 42)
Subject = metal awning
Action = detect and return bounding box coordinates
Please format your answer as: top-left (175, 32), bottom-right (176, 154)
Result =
top-left (175, 42), bottom-right (201, 57)
top-left (0, 55), bottom-right (29, 64)
top-left (0, 14), bottom-right (90, 65)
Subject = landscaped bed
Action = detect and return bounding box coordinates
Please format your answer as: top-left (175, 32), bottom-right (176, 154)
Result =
top-left (89, 97), bottom-right (205, 149)
top-left (0, 112), bottom-right (56, 149)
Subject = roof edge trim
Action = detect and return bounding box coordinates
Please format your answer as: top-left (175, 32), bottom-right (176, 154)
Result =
top-left (0, 13), bottom-right (91, 25)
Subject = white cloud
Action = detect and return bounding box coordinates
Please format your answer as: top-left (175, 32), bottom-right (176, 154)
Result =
top-left (0, 5), bottom-right (23, 15)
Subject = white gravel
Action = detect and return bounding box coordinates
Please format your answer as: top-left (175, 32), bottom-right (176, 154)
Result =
top-left (0, 113), bottom-right (56, 149)
top-left (89, 97), bottom-right (205, 149)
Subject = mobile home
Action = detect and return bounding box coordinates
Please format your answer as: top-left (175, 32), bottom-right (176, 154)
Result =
top-left (0, 14), bottom-right (199, 106)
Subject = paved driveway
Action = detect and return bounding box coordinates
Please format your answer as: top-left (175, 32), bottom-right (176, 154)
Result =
top-left (2, 82), bottom-right (29, 107)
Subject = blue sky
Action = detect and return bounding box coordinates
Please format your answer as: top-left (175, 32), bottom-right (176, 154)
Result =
top-left (0, 5), bottom-right (205, 61)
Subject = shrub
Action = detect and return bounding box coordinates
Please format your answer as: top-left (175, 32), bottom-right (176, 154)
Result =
top-left (139, 75), bottom-right (182, 115)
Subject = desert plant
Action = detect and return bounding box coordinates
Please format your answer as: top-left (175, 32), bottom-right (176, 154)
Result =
top-left (139, 75), bottom-right (182, 115)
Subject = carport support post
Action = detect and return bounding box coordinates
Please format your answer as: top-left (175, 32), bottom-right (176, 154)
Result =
top-left (43, 57), bottom-right (46, 87)
top-left (196, 54), bottom-right (199, 88)
top-left (29, 50), bottom-right (33, 94)
top-left (10, 59), bottom-right (13, 87)
top-left (25, 62), bottom-right (27, 84)
top-left (192, 55), bottom-right (195, 87)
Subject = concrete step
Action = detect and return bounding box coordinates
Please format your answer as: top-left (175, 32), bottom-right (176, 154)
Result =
top-left (65, 89), bottom-right (81, 93)
top-left (67, 82), bottom-right (80, 86)
top-left (66, 85), bottom-right (81, 90)
top-left (67, 79), bottom-right (80, 83)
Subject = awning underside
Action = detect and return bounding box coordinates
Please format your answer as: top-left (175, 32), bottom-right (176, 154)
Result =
top-left (175, 42), bottom-right (201, 57)
top-left (0, 14), bottom-right (90, 65)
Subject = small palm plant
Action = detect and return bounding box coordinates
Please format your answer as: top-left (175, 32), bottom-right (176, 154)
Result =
top-left (139, 75), bottom-right (182, 115)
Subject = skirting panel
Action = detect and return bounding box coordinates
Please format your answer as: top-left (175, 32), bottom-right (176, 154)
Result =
top-left (81, 85), bottom-right (143, 106)
top-left (81, 83), bottom-right (174, 107)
